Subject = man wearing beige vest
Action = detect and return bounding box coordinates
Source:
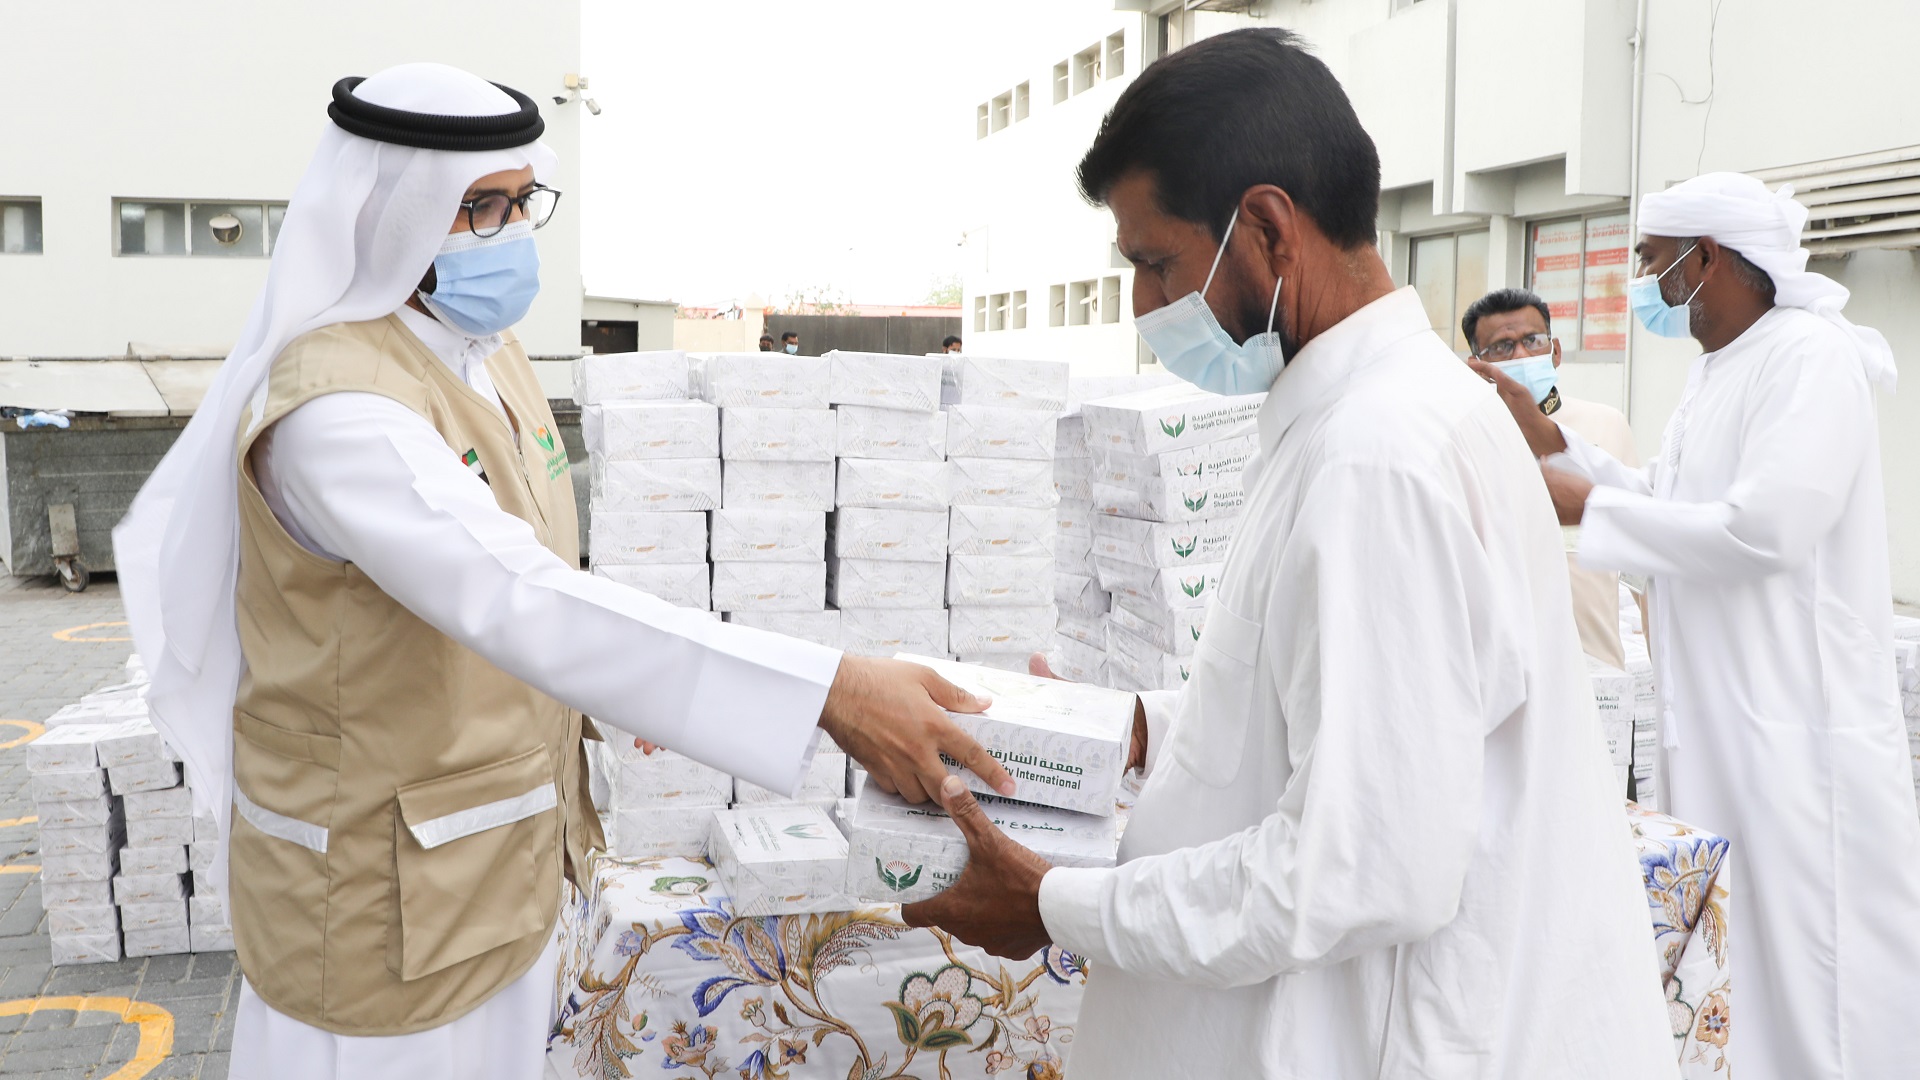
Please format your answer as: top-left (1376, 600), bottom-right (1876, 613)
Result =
top-left (1462, 288), bottom-right (1642, 667)
top-left (113, 64), bottom-right (1011, 1080)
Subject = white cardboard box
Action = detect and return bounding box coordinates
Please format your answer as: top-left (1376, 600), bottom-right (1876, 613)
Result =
top-left (709, 805), bottom-right (851, 916)
top-left (956, 653), bottom-right (1032, 673)
top-left (50, 933), bottom-right (121, 965)
top-left (1090, 476), bottom-right (1246, 524)
top-left (835, 405), bottom-right (947, 461)
top-left (839, 608), bottom-right (949, 657)
top-left (1110, 596), bottom-right (1207, 656)
top-left (721, 407), bottom-right (837, 462)
top-left (1106, 626), bottom-right (1191, 693)
top-left (192, 810), bottom-right (219, 844)
top-left (1055, 609), bottom-right (1109, 649)
top-left (1054, 414), bottom-right (1089, 458)
top-left (31, 768), bottom-right (104, 803)
top-left (710, 560), bottom-right (827, 613)
top-left (835, 459), bottom-right (951, 511)
top-left (826, 352), bottom-right (945, 413)
top-left (1093, 433), bottom-right (1258, 488)
top-left (831, 507), bottom-right (949, 563)
top-left (573, 351), bottom-right (692, 405)
top-left (42, 879), bottom-right (114, 910)
top-left (724, 609), bottom-right (843, 649)
top-left (37, 796), bottom-right (114, 831)
top-left (582, 400), bottom-right (718, 460)
top-left (1590, 658), bottom-right (1634, 767)
top-left (1056, 499), bottom-right (1094, 545)
top-left (1081, 384), bottom-right (1265, 456)
top-left (949, 605), bottom-right (1058, 656)
top-left (1094, 558), bottom-right (1225, 611)
top-left (95, 719), bottom-right (176, 768)
top-left (48, 904), bottom-right (119, 937)
top-left (1053, 570), bottom-right (1111, 616)
top-left (127, 815), bottom-right (193, 849)
top-left (117, 845), bottom-right (187, 876)
top-left (190, 924), bottom-right (236, 953)
top-left (721, 460), bottom-right (837, 512)
top-left (827, 554), bottom-right (947, 610)
top-left (108, 761), bottom-right (180, 796)
top-left (592, 563), bottom-right (711, 611)
top-left (113, 872), bottom-right (185, 905)
top-left (1052, 456), bottom-right (1092, 503)
top-left (709, 509), bottom-right (827, 563)
top-left (591, 458), bottom-right (722, 513)
top-left (589, 511), bottom-right (710, 566)
top-left (123, 926), bottom-right (191, 957)
top-left (607, 747), bottom-right (734, 807)
top-left (26, 724), bottom-right (116, 773)
top-left (1047, 634), bottom-right (1107, 684)
top-left (948, 505), bottom-right (1056, 559)
top-left (1091, 514), bottom-right (1239, 569)
top-left (734, 752), bottom-right (848, 805)
top-left (894, 654), bottom-right (1135, 816)
top-left (940, 356), bottom-right (1070, 412)
top-left (943, 405), bottom-right (1058, 461)
top-left (189, 894), bottom-right (228, 928)
top-left (947, 555), bottom-right (1056, 608)
top-left (948, 458), bottom-right (1058, 510)
top-left (607, 804), bottom-right (726, 859)
top-left (698, 353), bottom-right (830, 409)
top-left (844, 786), bottom-right (1116, 903)
top-left (123, 786), bottom-right (191, 820)
top-left (120, 897), bottom-right (189, 931)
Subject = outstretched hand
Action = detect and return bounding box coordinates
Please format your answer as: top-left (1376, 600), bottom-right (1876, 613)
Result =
top-left (819, 655), bottom-right (1015, 804)
top-left (900, 776), bottom-right (1054, 959)
top-left (1465, 357), bottom-right (1569, 459)
top-left (1029, 652), bottom-right (1149, 773)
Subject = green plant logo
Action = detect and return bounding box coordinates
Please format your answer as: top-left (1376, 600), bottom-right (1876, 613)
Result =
top-left (1170, 536), bottom-right (1197, 559)
top-left (783, 823), bottom-right (825, 840)
top-left (1179, 664), bottom-right (1192, 681)
top-left (878, 858), bottom-right (923, 891)
top-left (1191, 625), bottom-right (1203, 641)
top-left (1159, 416), bottom-right (1187, 438)
top-left (1180, 576), bottom-right (1207, 598)
top-left (533, 425), bottom-right (556, 452)
top-left (1183, 492), bottom-right (1208, 512)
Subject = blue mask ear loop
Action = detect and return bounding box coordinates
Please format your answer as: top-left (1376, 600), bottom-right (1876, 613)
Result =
top-left (1265, 266), bottom-right (1283, 336)
top-left (1199, 205), bottom-right (1242, 301)
top-left (1659, 242), bottom-right (1705, 307)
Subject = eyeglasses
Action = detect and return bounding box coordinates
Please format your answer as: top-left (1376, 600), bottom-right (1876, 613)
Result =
top-left (458, 184), bottom-right (562, 238)
top-left (1473, 333), bottom-right (1553, 361)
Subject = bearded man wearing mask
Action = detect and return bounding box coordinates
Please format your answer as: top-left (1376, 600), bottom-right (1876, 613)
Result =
top-left (112, 64), bottom-right (1011, 1080)
top-left (1476, 171), bottom-right (1920, 1080)
top-left (899, 28), bottom-right (1674, 1079)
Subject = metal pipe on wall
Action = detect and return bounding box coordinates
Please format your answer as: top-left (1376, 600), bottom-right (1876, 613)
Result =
top-left (1623, 0), bottom-right (1651, 423)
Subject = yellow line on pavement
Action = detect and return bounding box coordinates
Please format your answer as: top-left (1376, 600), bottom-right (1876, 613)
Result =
top-left (0, 720), bottom-right (45, 750)
top-left (0, 996), bottom-right (174, 1078)
top-left (0, 866), bottom-right (38, 875)
top-left (51, 621), bottom-right (131, 643)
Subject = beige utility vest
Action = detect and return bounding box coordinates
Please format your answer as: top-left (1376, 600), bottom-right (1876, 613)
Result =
top-left (230, 314), bottom-right (601, 1036)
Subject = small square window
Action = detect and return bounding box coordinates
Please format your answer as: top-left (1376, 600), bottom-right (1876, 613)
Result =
top-left (191, 203), bottom-right (267, 258)
top-left (1068, 279), bottom-right (1097, 326)
top-left (1053, 62), bottom-right (1070, 105)
top-left (1013, 82), bottom-right (1030, 122)
top-left (1101, 276), bottom-right (1122, 324)
top-left (988, 293), bottom-right (1009, 331)
top-left (976, 104), bottom-right (990, 140)
top-left (1011, 290), bottom-right (1028, 330)
top-left (991, 93), bottom-right (1012, 133)
top-left (1105, 32), bottom-right (1126, 79)
top-left (118, 201), bottom-right (187, 256)
top-left (1073, 46), bottom-right (1101, 95)
top-left (1049, 284), bottom-right (1067, 327)
top-left (973, 296), bottom-right (988, 333)
top-left (0, 199), bottom-right (43, 254)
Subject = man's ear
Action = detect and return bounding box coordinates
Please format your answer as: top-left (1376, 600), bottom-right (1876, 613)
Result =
top-left (1694, 236), bottom-right (1724, 285)
top-left (1552, 337), bottom-right (1563, 369)
top-left (1238, 184), bottom-right (1301, 277)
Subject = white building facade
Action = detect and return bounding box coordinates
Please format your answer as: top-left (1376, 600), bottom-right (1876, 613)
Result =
top-left (962, 0), bottom-right (1920, 602)
top-left (0, 0), bottom-right (585, 361)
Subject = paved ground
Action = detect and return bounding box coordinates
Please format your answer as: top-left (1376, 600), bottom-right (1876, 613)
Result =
top-left (0, 574), bottom-right (235, 1079)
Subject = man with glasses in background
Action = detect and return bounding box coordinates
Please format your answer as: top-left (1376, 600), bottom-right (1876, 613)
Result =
top-left (1463, 288), bottom-right (1641, 667)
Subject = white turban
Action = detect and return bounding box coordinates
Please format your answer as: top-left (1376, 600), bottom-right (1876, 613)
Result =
top-left (1640, 171), bottom-right (1896, 392)
top-left (112, 63), bottom-right (558, 892)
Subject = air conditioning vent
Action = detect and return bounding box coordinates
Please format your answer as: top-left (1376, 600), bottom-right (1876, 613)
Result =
top-left (1750, 145), bottom-right (1920, 255)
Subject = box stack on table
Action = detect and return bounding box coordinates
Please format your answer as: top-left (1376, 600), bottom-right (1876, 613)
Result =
top-left (828, 351), bottom-right (952, 659)
top-left (1082, 383), bottom-right (1266, 692)
top-left (711, 368), bottom-right (835, 623)
top-left (941, 355), bottom-right (1070, 671)
top-left (1588, 658), bottom-right (1635, 796)
top-left (596, 741), bottom-right (736, 859)
top-left (577, 351), bottom-right (715, 611)
top-left (1619, 584), bottom-right (1661, 810)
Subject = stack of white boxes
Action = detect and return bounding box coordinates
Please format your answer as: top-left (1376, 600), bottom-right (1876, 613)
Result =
top-left (577, 351), bottom-right (715, 611)
top-left (30, 723), bottom-right (125, 964)
top-left (1894, 615), bottom-right (1920, 814)
top-left (941, 355), bottom-right (1071, 671)
top-left (711, 359), bottom-right (836, 628)
top-left (828, 351), bottom-right (952, 659)
top-left (1082, 384), bottom-right (1266, 692)
top-left (101, 721), bottom-right (196, 958)
top-left (1619, 583), bottom-right (1661, 810)
top-left (1587, 659), bottom-right (1635, 796)
top-left (597, 742), bottom-right (736, 858)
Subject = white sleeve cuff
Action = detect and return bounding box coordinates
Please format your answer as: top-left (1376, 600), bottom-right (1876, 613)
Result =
top-left (1038, 865), bottom-right (1116, 965)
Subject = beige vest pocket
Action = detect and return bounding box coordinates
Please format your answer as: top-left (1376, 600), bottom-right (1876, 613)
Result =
top-left (391, 746), bottom-right (561, 981)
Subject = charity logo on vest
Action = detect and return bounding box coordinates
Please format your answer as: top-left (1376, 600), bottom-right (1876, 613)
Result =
top-left (532, 424), bottom-right (571, 479)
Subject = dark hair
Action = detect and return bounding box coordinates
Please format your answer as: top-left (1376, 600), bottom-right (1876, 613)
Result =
top-left (780, 331), bottom-right (798, 342)
top-left (1461, 288), bottom-right (1552, 351)
top-left (758, 333), bottom-right (774, 343)
top-left (1077, 27), bottom-right (1381, 249)
top-left (941, 335), bottom-right (962, 348)
top-left (1670, 236), bottom-right (1777, 304)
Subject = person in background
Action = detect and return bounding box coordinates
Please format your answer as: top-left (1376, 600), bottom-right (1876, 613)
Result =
top-left (898, 28), bottom-right (1675, 1079)
top-left (1481, 171), bottom-right (1920, 1080)
top-left (780, 330), bottom-right (800, 354)
top-left (1462, 288), bottom-right (1640, 668)
top-left (757, 332), bottom-right (775, 352)
top-left (942, 334), bottom-right (964, 353)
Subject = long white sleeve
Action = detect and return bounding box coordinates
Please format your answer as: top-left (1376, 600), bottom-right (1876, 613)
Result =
top-left (1577, 353), bottom-right (1870, 582)
top-left (1548, 423), bottom-right (1656, 496)
top-left (255, 391), bottom-right (841, 795)
top-left (1040, 463), bottom-right (1509, 987)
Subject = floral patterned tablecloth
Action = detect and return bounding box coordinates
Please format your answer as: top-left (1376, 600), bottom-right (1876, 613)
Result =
top-left (551, 803), bottom-right (1729, 1080)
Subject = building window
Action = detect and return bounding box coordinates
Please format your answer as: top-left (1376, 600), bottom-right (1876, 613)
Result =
top-left (976, 103), bottom-right (990, 140)
top-left (974, 296), bottom-right (988, 333)
top-left (1053, 62), bottom-right (1070, 105)
top-left (116, 199), bottom-right (288, 258)
top-left (1049, 284), bottom-right (1067, 327)
top-left (1073, 46), bottom-right (1102, 95)
top-left (991, 92), bottom-right (1012, 134)
top-left (1068, 279), bottom-right (1098, 326)
top-left (1408, 230), bottom-right (1489, 354)
top-left (1105, 32), bottom-right (1126, 80)
top-left (1013, 82), bottom-right (1030, 122)
top-left (0, 198), bottom-right (43, 254)
top-left (1100, 276), bottom-right (1122, 324)
top-left (988, 293), bottom-right (1010, 331)
top-left (1011, 290), bottom-right (1028, 330)
top-left (1528, 212), bottom-right (1630, 356)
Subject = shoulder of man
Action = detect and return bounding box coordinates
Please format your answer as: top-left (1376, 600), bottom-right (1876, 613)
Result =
top-left (272, 316), bottom-right (433, 407)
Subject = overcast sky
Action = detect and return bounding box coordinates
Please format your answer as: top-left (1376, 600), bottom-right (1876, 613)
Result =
top-left (578, 0), bottom-right (1034, 309)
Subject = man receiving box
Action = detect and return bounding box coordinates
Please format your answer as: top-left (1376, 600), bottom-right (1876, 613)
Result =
top-left (905, 29), bottom-right (1674, 1079)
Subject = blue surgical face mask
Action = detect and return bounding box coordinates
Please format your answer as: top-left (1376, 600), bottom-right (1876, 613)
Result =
top-left (1628, 242), bottom-right (1701, 339)
top-left (418, 218), bottom-right (540, 336)
top-left (1492, 353), bottom-right (1558, 406)
top-left (784, 343), bottom-right (798, 354)
top-left (1132, 206), bottom-right (1286, 397)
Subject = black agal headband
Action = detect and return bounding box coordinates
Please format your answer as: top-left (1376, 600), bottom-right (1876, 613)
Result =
top-left (327, 76), bottom-right (544, 151)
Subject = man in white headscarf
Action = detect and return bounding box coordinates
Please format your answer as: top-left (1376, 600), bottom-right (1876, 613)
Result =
top-left (1480, 171), bottom-right (1920, 1079)
top-left (112, 64), bottom-right (1012, 1080)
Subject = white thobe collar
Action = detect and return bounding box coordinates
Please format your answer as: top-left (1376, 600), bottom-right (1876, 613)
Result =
top-left (1257, 286), bottom-right (1433, 456)
top-left (393, 304), bottom-right (507, 417)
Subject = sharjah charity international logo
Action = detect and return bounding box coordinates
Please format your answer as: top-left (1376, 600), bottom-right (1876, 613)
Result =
top-left (783, 823), bottom-right (825, 841)
top-left (1183, 492), bottom-right (1208, 512)
top-left (1159, 416), bottom-right (1187, 438)
top-left (533, 425), bottom-right (556, 452)
top-left (1170, 536), bottom-right (1197, 559)
top-left (1179, 576), bottom-right (1207, 598)
top-left (877, 858), bottom-right (923, 891)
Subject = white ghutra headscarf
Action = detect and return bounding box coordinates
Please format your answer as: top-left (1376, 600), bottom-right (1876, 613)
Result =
top-left (1639, 171), bottom-right (1897, 392)
top-left (111, 63), bottom-right (557, 890)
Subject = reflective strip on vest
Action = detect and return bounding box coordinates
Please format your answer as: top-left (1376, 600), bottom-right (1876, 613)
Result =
top-left (234, 786), bottom-right (330, 854)
top-left (406, 783), bottom-right (558, 851)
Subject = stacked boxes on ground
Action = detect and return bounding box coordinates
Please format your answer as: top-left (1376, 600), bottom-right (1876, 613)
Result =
top-left (941, 356), bottom-right (1070, 670)
top-left (1082, 383), bottom-right (1266, 692)
top-left (577, 350), bottom-right (715, 610)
